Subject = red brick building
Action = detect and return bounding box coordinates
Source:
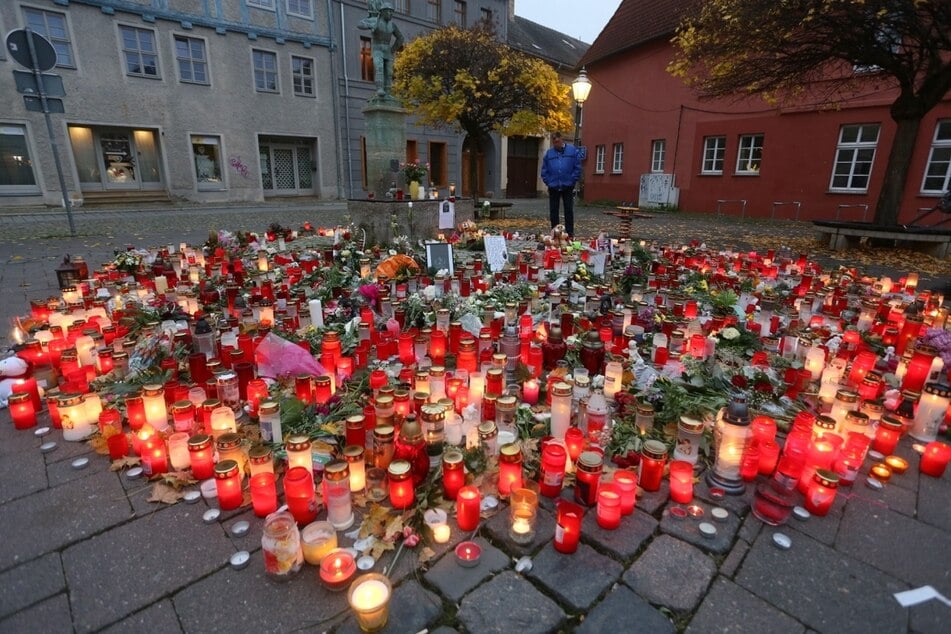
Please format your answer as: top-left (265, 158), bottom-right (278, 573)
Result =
top-left (578, 0), bottom-right (951, 224)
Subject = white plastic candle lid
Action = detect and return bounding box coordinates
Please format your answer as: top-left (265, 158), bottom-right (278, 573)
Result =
top-left (773, 533), bottom-right (792, 550)
top-left (39, 441), bottom-right (57, 453)
top-left (865, 477), bottom-right (884, 491)
top-left (711, 507), bottom-right (729, 522)
top-left (698, 522), bottom-right (717, 539)
top-left (125, 466), bottom-right (143, 480)
top-left (357, 555), bottom-right (376, 571)
top-left (481, 495), bottom-right (499, 511)
top-left (200, 479), bottom-right (218, 498)
top-left (34, 426), bottom-right (51, 437)
top-left (793, 506), bottom-right (811, 521)
top-left (867, 450), bottom-right (885, 462)
top-left (71, 457), bottom-right (89, 470)
top-left (229, 551), bottom-right (251, 570)
top-left (203, 508), bottom-right (221, 524)
top-left (230, 520), bottom-right (250, 537)
top-left (183, 490), bottom-right (202, 504)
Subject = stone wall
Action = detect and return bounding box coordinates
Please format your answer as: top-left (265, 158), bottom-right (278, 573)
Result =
top-left (348, 198), bottom-right (475, 245)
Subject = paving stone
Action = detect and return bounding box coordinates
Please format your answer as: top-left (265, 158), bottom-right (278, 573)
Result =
top-left (0, 425), bottom-right (49, 503)
top-left (695, 478), bottom-right (755, 516)
top-left (484, 503), bottom-right (555, 557)
top-left (99, 600), bottom-right (183, 634)
top-left (624, 534), bottom-right (716, 613)
top-left (63, 504), bottom-right (235, 632)
top-left (686, 576), bottom-right (805, 634)
top-left (909, 599), bottom-right (951, 634)
top-left (424, 537), bottom-right (509, 602)
top-left (527, 542), bottom-right (623, 611)
top-left (659, 500), bottom-right (740, 554)
top-left (0, 593), bottom-right (73, 633)
top-left (847, 477), bottom-right (917, 518)
top-left (785, 495), bottom-right (844, 546)
top-left (917, 471), bottom-right (951, 532)
top-left (719, 539), bottom-right (749, 579)
top-left (456, 570), bottom-right (565, 634)
top-left (836, 497), bottom-right (951, 593)
top-left (576, 584), bottom-right (675, 634)
top-left (635, 480), bottom-right (670, 515)
top-left (0, 469), bottom-right (133, 570)
top-left (46, 448), bottom-right (112, 487)
top-left (0, 552), bottom-right (65, 620)
top-left (336, 580), bottom-right (442, 634)
top-left (45, 437), bottom-right (96, 464)
top-left (736, 527), bottom-right (906, 633)
top-left (174, 549), bottom-right (350, 632)
top-left (737, 511), bottom-right (762, 543)
top-left (885, 440), bottom-right (921, 493)
top-left (428, 627), bottom-right (459, 634)
top-left (581, 507), bottom-right (657, 560)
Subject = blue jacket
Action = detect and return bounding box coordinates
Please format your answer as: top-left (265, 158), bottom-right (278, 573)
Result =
top-left (541, 143), bottom-right (582, 189)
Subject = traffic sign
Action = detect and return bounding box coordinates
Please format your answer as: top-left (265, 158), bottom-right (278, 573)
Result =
top-left (24, 96), bottom-right (65, 114)
top-left (13, 70), bottom-right (65, 97)
top-left (5, 29), bottom-right (57, 72)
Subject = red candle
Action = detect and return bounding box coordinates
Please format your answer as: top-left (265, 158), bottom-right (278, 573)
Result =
top-left (639, 440), bottom-right (667, 492)
top-left (668, 460), bottom-right (695, 503)
top-left (170, 400), bottom-right (196, 433)
top-left (8, 393), bottom-right (37, 430)
top-left (295, 374), bottom-right (314, 404)
top-left (398, 332), bottom-right (416, 365)
top-left (429, 330), bottom-right (447, 364)
top-left (455, 541), bottom-right (482, 568)
top-left (554, 501), bottom-right (584, 554)
top-left (613, 469), bottom-right (637, 515)
top-left (539, 441), bottom-right (567, 498)
top-left (337, 356), bottom-right (353, 381)
top-left (250, 472), bottom-right (278, 517)
top-left (804, 469), bottom-right (839, 516)
top-left (750, 415), bottom-right (777, 444)
top-left (215, 459), bottom-right (244, 510)
top-left (369, 369), bottom-right (388, 393)
top-left (564, 427), bottom-right (585, 463)
top-left (106, 432), bottom-right (129, 460)
top-left (143, 436), bottom-right (168, 476)
top-left (872, 416), bottom-right (904, 456)
top-left (740, 444), bottom-right (761, 482)
top-left (284, 466), bottom-right (318, 525)
top-left (522, 379), bottom-right (540, 405)
top-left (319, 549), bottom-right (357, 591)
top-left (125, 395), bottom-right (147, 432)
top-left (498, 444), bottom-right (523, 496)
top-left (920, 442), bottom-right (951, 478)
top-left (98, 408), bottom-right (123, 435)
top-left (387, 460), bottom-right (415, 509)
top-left (757, 439), bottom-right (781, 476)
top-left (246, 379), bottom-right (269, 416)
top-left (187, 434), bottom-right (215, 479)
top-left (346, 415), bottom-right (366, 448)
top-left (442, 451), bottom-right (466, 500)
top-left (456, 486), bottom-right (481, 531)
top-left (46, 395), bottom-right (62, 428)
top-left (596, 483), bottom-right (622, 530)
top-left (12, 377), bottom-right (41, 413)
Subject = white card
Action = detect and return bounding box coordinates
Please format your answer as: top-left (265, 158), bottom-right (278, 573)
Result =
top-left (483, 235), bottom-right (508, 273)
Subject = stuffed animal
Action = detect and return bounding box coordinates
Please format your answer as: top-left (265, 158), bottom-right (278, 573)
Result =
top-left (0, 355), bottom-right (30, 409)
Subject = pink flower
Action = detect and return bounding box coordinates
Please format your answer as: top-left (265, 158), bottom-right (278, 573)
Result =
top-left (359, 284), bottom-right (380, 303)
top-left (402, 526), bottom-right (420, 548)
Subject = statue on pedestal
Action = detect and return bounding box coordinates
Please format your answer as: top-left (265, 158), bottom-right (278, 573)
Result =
top-left (358, 1), bottom-right (405, 101)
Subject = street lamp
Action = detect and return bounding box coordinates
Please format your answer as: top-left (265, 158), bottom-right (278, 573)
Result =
top-left (571, 67), bottom-right (592, 147)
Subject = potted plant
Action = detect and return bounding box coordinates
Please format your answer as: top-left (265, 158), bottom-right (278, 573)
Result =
top-left (400, 161), bottom-right (429, 199)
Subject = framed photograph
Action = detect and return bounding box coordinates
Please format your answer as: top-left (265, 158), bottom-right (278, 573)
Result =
top-left (425, 241), bottom-right (454, 275)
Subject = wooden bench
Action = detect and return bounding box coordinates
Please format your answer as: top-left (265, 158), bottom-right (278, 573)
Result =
top-left (602, 205), bottom-right (654, 240)
top-left (813, 220), bottom-right (951, 258)
top-left (477, 201), bottom-right (512, 220)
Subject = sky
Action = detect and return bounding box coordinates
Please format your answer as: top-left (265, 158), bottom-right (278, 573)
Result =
top-left (514, 0), bottom-right (623, 44)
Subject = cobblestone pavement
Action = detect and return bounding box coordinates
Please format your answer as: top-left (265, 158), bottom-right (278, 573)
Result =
top-left (1, 199), bottom-right (950, 632)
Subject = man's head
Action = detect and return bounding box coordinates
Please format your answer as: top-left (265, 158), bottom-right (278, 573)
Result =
top-left (380, 2), bottom-right (394, 16)
top-left (551, 132), bottom-right (565, 151)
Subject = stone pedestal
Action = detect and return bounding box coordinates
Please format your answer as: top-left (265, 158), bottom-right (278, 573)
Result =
top-left (363, 100), bottom-right (407, 199)
top-left (347, 198), bottom-right (475, 246)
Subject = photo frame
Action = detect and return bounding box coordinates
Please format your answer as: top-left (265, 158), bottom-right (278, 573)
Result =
top-left (425, 241), bottom-right (454, 275)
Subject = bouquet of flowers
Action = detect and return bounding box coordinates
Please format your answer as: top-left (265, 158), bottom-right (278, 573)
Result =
top-left (400, 160), bottom-right (429, 184)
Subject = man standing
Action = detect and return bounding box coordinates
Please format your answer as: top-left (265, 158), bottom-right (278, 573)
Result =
top-left (358, 2), bottom-right (405, 99)
top-left (541, 132), bottom-right (582, 238)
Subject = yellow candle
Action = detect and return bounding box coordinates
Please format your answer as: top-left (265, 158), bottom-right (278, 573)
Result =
top-left (432, 523), bottom-right (451, 544)
top-left (348, 574), bottom-right (392, 632)
top-left (301, 521), bottom-right (337, 565)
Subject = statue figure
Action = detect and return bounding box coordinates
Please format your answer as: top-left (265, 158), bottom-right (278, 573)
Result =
top-left (358, 2), bottom-right (404, 100)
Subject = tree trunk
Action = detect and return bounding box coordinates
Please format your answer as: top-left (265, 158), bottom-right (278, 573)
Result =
top-left (464, 134), bottom-right (484, 205)
top-left (873, 115), bottom-right (922, 227)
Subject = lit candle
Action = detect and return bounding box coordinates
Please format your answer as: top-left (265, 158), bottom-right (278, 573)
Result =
top-left (187, 434), bottom-right (215, 479)
top-left (344, 445), bottom-right (367, 493)
top-left (301, 520), bottom-right (337, 565)
top-left (454, 541), bottom-right (482, 568)
top-left (209, 406), bottom-right (237, 439)
top-left (920, 442), bottom-right (951, 478)
top-left (387, 460), bottom-right (415, 510)
top-left (668, 460), bottom-right (695, 504)
top-left (319, 549), bottom-right (356, 591)
top-left (498, 443), bottom-right (523, 496)
top-left (442, 450), bottom-right (466, 500)
top-left (522, 379), bottom-right (539, 405)
top-left (910, 383), bottom-right (950, 443)
top-left (167, 432), bottom-right (190, 470)
top-left (804, 347), bottom-right (825, 380)
top-left (554, 501), bottom-right (584, 554)
top-left (804, 469), bottom-right (838, 517)
top-left (613, 469), bottom-right (637, 515)
top-left (539, 441), bottom-right (567, 498)
top-left (284, 466), bottom-right (318, 526)
top-left (8, 393), bottom-right (37, 430)
top-left (596, 483), bottom-right (622, 530)
top-left (456, 485), bottom-right (481, 531)
top-left (142, 384), bottom-right (169, 432)
top-left (143, 436), bottom-right (169, 477)
top-left (348, 574), bottom-right (393, 632)
top-left (250, 472), bottom-right (278, 517)
top-left (12, 376), bottom-right (41, 413)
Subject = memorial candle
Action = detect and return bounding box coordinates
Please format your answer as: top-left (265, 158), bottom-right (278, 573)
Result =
top-left (187, 434), bottom-right (215, 479)
top-left (284, 466), bottom-right (318, 525)
top-left (456, 485), bottom-right (481, 530)
top-left (348, 574), bottom-right (393, 633)
top-left (12, 377), bottom-right (41, 412)
top-left (498, 443), bottom-right (523, 496)
top-left (442, 450), bottom-right (466, 500)
top-left (387, 460), bottom-right (415, 509)
top-left (613, 469), bottom-right (638, 515)
top-left (920, 442), bottom-right (951, 478)
top-left (143, 436), bottom-right (168, 476)
top-left (554, 501), bottom-right (583, 554)
top-left (250, 472), bottom-right (278, 517)
top-left (142, 384), bottom-right (168, 432)
top-left (668, 460), bottom-right (695, 503)
top-left (8, 393), bottom-right (36, 430)
top-left (319, 549), bottom-right (356, 591)
top-left (522, 378), bottom-right (539, 405)
top-left (124, 395), bottom-right (146, 431)
top-left (539, 441), bottom-right (567, 497)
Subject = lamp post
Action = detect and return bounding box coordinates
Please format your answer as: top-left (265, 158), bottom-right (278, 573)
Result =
top-left (571, 68), bottom-right (592, 201)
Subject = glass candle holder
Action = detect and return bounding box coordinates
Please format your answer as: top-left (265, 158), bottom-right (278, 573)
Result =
top-left (344, 445), bottom-right (367, 493)
top-left (387, 460), bottom-right (415, 510)
top-left (539, 441), bottom-right (567, 498)
top-left (187, 434), bottom-right (215, 480)
top-left (549, 382), bottom-right (573, 440)
top-left (214, 460), bottom-right (243, 510)
top-left (442, 449), bottom-right (466, 501)
top-left (596, 483), bottom-right (622, 530)
top-left (250, 472), bottom-right (278, 517)
top-left (167, 432), bottom-right (190, 471)
top-left (757, 439), bottom-right (781, 476)
top-left (142, 384), bottom-right (169, 431)
top-left (261, 510), bottom-right (303, 581)
top-left (673, 416), bottom-right (705, 465)
top-left (249, 444), bottom-right (274, 477)
top-left (872, 416), bottom-right (904, 456)
top-left (320, 549), bottom-right (357, 591)
top-left (8, 393), bottom-right (36, 430)
top-left (554, 501), bottom-right (584, 554)
top-left (209, 405), bottom-right (237, 440)
top-left (348, 573), bottom-right (393, 633)
top-left (301, 520), bottom-right (337, 565)
top-left (911, 383), bottom-right (951, 442)
top-left (574, 450), bottom-right (603, 507)
top-left (285, 435), bottom-right (314, 474)
top-left (919, 442), bottom-right (951, 477)
top-left (613, 469), bottom-right (638, 515)
top-left (456, 485), bottom-right (481, 531)
top-left (498, 443), bottom-right (523, 497)
top-left (284, 466), bottom-right (318, 525)
top-left (639, 440), bottom-right (667, 492)
top-left (564, 427), bottom-right (585, 464)
top-left (365, 467), bottom-right (387, 502)
top-left (668, 460), bottom-right (695, 503)
top-left (322, 460), bottom-right (354, 530)
top-left (509, 488), bottom-right (538, 544)
top-left (804, 469), bottom-right (839, 516)
top-left (346, 414), bottom-right (366, 448)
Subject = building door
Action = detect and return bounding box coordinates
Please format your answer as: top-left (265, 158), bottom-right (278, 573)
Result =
top-left (506, 136), bottom-right (539, 198)
top-left (260, 142), bottom-right (314, 196)
top-left (100, 131), bottom-right (138, 189)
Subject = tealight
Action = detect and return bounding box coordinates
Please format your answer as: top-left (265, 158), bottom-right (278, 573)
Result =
top-left (455, 541), bottom-right (481, 568)
top-left (884, 455), bottom-right (908, 475)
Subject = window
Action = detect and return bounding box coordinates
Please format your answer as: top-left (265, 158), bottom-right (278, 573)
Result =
top-left (429, 141), bottom-right (447, 186)
top-left (23, 8), bottom-right (74, 67)
top-left (0, 125), bottom-right (39, 192)
top-left (360, 37), bottom-right (374, 82)
top-left (252, 49), bottom-right (279, 92)
top-left (736, 134), bottom-right (763, 174)
top-left (830, 124), bottom-right (880, 192)
top-left (174, 36), bottom-right (208, 84)
top-left (612, 143), bottom-right (624, 174)
top-left (191, 135), bottom-right (224, 189)
top-left (406, 140), bottom-right (418, 164)
top-left (594, 145), bottom-right (605, 174)
top-left (120, 26), bottom-right (159, 77)
top-left (480, 8), bottom-right (493, 25)
top-left (651, 139), bottom-right (666, 173)
top-left (248, 0), bottom-right (275, 8)
top-left (701, 136), bottom-right (726, 174)
top-left (922, 120), bottom-right (951, 194)
top-left (427, 0), bottom-right (442, 23)
top-left (393, 0), bottom-right (410, 13)
top-left (291, 55), bottom-right (315, 96)
top-left (286, 0), bottom-right (313, 19)
top-left (454, 1), bottom-right (467, 26)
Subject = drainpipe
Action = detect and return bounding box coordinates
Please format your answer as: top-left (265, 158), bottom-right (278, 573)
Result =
top-left (338, 0), bottom-right (355, 199)
top-left (326, 0), bottom-right (344, 199)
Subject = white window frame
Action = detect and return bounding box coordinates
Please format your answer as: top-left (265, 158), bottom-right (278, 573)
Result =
top-left (23, 7), bottom-right (75, 68)
top-left (427, 0), bottom-right (442, 23)
top-left (594, 145), bottom-right (605, 174)
top-left (735, 134), bottom-right (763, 175)
top-left (291, 55), bottom-right (316, 97)
top-left (612, 143), bottom-right (624, 174)
top-left (0, 123), bottom-right (41, 194)
top-left (921, 120), bottom-right (951, 195)
top-left (829, 123), bottom-right (880, 192)
top-left (454, 1), bottom-right (467, 26)
top-left (393, 0), bottom-right (410, 13)
top-left (119, 24), bottom-right (160, 78)
top-left (173, 34), bottom-right (209, 85)
top-left (286, 0), bottom-right (314, 19)
top-left (252, 49), bottom-right (280, 93)
top-left (651, 139), bottom-right (666, 173)
top-left (190, 134), bottom-right (226, 191)
top-left (701, 136), bottom-right (726, 174)
top-left (248, 0), bottom-right (275, 8)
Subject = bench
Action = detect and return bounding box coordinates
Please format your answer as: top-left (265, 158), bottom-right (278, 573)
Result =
top-left (813, 220), bottom-right (951, 258)
top-left (602, 205), bottom-right (654, 240)
top-left (477, 201), bottom-right (512, 220)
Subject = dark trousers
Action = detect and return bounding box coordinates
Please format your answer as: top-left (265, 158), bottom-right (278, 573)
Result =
top-left (548, 186), bottom-right (574, 236)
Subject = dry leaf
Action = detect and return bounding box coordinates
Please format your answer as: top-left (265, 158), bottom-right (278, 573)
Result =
top-left (370, 539), bottom-right (395, 561)
top-left (109, 456), bottom-right (141, 471)
top-left (148, 481), bottom-right (185, 505)
top-left (417, 546), bottom-right (436, 565)
top-left (383, 514), bottom-right (404, 542)
top-left (159, 470), bottom-right (198, 489)
top-left (87, 435), bottom-right (110, 456)
top-left (352, 493), bottom-right (368, 508)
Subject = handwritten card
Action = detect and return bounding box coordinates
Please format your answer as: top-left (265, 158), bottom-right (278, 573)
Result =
top-left (483, 235), bottom-right (508, 273)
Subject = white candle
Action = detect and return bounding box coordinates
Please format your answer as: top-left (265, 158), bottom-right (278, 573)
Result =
top-left (351, 579), bottom-right (390, 610)
top-left (154, 275), bottom-right (168, 295)
top-left (432, 523), bottom-right (451, 543)
top-left (309, 299), bottom-right (324, 328)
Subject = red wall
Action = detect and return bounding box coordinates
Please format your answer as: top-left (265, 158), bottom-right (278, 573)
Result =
top-left (582, 39), bottom-right (951, 224)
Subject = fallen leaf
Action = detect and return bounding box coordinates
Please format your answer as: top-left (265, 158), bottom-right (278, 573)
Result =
top-left (159, 470), bottom-right (198, 489)
top-left (109, 456), bottom-right (141, 471)
top-left (87, 435), bottom-right (110, 456)
top-left (148, 481), bottom-right (184, 504)
top-left (370, 539), bottom-right (395, 561)
top-left (417, 546), bottom-right (436, 565)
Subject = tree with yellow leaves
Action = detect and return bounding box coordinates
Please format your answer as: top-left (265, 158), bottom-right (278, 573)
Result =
top-left (393, 24), bottom-right (572, 199)
top-left (670, 0), bottom-right (951, 227)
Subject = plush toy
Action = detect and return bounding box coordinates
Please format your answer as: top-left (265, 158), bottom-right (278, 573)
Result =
top-left (0, 355), bottom-right (30, 409)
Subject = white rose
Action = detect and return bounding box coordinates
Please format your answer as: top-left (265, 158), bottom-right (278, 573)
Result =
top-left (722, 327), bottom-right (740, 340)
